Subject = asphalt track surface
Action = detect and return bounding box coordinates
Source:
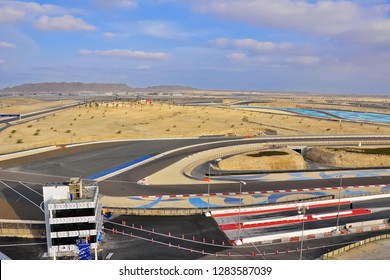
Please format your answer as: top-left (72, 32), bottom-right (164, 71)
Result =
top-left (0, 102), bottom-right (81, 133)
top-left (2, 219), bottom-right (389, 260)
top-left (1, 136), bottom-right (390, 197)
top-left (215, 197), bottom-right (390, 239)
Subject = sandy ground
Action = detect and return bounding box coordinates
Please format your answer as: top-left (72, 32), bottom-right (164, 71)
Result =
top-left (330, 238), bottom-right (390, 260)
top-left (306, 147), bottom-right (390, 168)
top-left (0, 98), bottom-right (75, 114)
top-left (217, 148), bottom-right (306, 171)
top-left (1, 99), bottom-right (390, 154)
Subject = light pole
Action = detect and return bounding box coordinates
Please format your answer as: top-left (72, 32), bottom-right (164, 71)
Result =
top-left (298, 205), bottom-right (308, 260)
top-left (206, 159), bottom-right (221, 214)
top-left (237, 180), bottom-right (246, 243)
top-left (207, 163), bottom-right (211, 211)
top-left (335, 175), bottom-right (343, 234)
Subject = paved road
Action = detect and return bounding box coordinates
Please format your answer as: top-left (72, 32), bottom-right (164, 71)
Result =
top-left (2, 221), bottom-right (389, 260)
top-left (0, 102), bottom-right (81, 132)
top-left (1, 136), bottom-right (390, 197)
top-left (216, 197), bottom-right (390, 241)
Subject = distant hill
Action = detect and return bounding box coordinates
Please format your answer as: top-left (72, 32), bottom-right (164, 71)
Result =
top-left (0, 82), bottom-right (198, 95)
top-left (142, 85), bottom-right (196, 92)
top-left (0, 82), bottom-right (133, 94)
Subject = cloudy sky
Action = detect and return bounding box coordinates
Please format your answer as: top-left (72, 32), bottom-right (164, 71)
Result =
top-left (1, 0), bottom-right (390, 94)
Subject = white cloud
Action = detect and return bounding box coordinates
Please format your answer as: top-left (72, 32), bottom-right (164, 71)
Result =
top-left (0, 41), bottom-right (16, 48)
top-left (0, 59), bottom-right (5, 65)
top-left (92, 0), bottom-right (137, 9)
top-left (135, 65), bottom-right (152, 70)
top-left (210, 38), bottom-right (292, 53)
top-left (227, 52), bottom-right (247, 61)
top-left (34, 15), bottom-right (96, 31)
top-left (0, 5), bottom-right (26, 24)
top-left (284, 55), bottom-right (321, 65)
top-left (137, 20), bottom-right (179, 39)
top-left (0, 1), bottom-right (72, 25)
top-left (78, 50), bottom-right (93, 55)
top-left (103, 32), bottom-right (116, 38)
top-left (135, 20), bottom-right (193, 40)
top-left (185, 0), bottom-right (390, 45)
top-left (79, 49), bottom-right (169, 60)
top-left (210, 37), bottom-right (321, 67)
top-left (188, 0), bottom-right (361, 34)
top-left (345, 19), bottom-right (390, 45)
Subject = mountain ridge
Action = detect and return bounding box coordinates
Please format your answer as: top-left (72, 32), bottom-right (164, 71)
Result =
top-left (0, 82), bottom-right (197, 94)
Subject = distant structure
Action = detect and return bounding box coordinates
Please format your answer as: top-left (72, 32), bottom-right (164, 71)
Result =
top-left (43, 177), bottom-right (103, 260)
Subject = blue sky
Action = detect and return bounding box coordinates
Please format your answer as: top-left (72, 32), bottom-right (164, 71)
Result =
top-left (1, 0), bottom-right (390, 94)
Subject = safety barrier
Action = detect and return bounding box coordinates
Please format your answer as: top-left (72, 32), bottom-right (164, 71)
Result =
top-left (0, 219), bottom-right (46, 238)
top-left (211, 193), bottom-right (390, 217)
top-left (238, 220), bottom-right (390, 246)
top-left (320, 233), bottom-right (390, 260)
top-left (102, 207), bottom-right (206, 217)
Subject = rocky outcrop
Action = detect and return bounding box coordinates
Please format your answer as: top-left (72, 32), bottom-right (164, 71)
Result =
top-left (306, 147), bottom-right (390, 167)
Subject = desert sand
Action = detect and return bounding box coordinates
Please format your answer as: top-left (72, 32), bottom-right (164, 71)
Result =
top-left (306, 147), bottom-right (390, 167)
top-left (1, 99), bottom-right (390, 155)
top-left (0, 98), bottom-right (75, 114)
top-left (217, 148), bottom-right (306, 171)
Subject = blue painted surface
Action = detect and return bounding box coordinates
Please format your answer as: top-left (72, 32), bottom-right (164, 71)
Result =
top-left (267, 192), bottom-right (326, 203)
top-left (135, 197), bottom-right (162, 208)
top-left (161, 198), bottom-right (185, 202)
top-left (86, 155), bottom-right (152, 180)
top-left (324, 110), bottom-right (390, 124)
top-left (344, 189), bottom-right (371, 195)
top-left (128, 197), bottom-right (144, 201)
top-left (236, 105), bottom-right (390, 124)
top-left (281, 108), bottom-right (390, 123)
top-left (319, 170), bottom-right (389, 180)
top-left (189, 198), bottom-right (220, 208)
top-left (252, 194), bottom-right (266, 198)
top-left (224, 197), bottom-right (243, 204)
top-left (381, 186), bottom-right (390, 192)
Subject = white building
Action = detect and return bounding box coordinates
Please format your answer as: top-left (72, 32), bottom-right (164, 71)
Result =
top-left (43, 177), bottom-right (103, 260)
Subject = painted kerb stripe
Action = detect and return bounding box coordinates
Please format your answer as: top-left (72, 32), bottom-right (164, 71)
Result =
top-left (86, 155), bottom-right (152, 180)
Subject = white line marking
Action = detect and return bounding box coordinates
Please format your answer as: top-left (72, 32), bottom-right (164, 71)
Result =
top-left (0, 180), bottom-right (43, 212)
top-left (18, 181), bottom-right (43, 197)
